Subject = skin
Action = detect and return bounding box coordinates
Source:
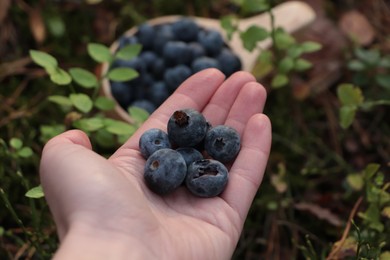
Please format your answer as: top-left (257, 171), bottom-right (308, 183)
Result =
top-left (40, 68), bottom-right (272, 260)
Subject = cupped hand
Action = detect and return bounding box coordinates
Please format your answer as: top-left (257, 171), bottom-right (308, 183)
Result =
top-left (40, 69), bottom-right (272, 260)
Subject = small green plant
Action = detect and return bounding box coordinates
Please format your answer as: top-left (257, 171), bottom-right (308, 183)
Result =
top-left (343, 164), bottom-right (390, 259)
top-left (337, 83), bottom-right (390, 129)
top-left (221, 0), bottom-right (321, 88)
top-left (29, 42), bottom-right (148, 146)
top-left (348, 47), bottom-right (390, 91)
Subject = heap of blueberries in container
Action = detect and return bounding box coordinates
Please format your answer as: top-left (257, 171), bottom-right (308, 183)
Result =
top-left (110, 18), bottom-right (242, 114)
top-left (140, 108), bottom-right (241, 198)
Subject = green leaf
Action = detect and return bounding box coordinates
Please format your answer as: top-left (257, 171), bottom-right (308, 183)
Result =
top-left (358, 203), bottom-right (384, 232)
top-left (94, 96), bottom-right (116, 111)
top-left (128, 106), bottom-right (149, 124)
top-left (300, 41), bottom-right (322, 53)
top-left (339, 105), bottom-right (356, 129)
top-left (69, 93), bottom-right (93, 113)
top-left (50, 68), bottom-right (72, 85)
top-left (355, 48), bottom-right (380, 66)
top-left (348, 60), bottom-right (366, 71)
top-left (115, 44), bottom-right (142, 60)
top-left (274, 29), bottom-right (296, 50)
top-left (39, 124), bottom-right (65, 143)
top-left (73, 117), bottom-right (104, 132)
top-left (9, 138), bottom-right (23, 150)
top-left (363, 163), bottom-right (380, 180)
top-left (69, 68), bottom-right (98, 88)
top-left (242, 0), bottom-right (270, 13)
top-left (25, 185), bottom-right (44, 199)
top-left (47, 15), bottom-right (66, 38)
top-left (294, 58), bottom-right (312, 71)
top-left (346, 173), bottom-right (364, 191)
top-left (220, 15), bottom-right (237, 40)
top-left (104, 119), bottom-right (137, 135)
top-left (240, 25), bottom-right (269, 51)
top-left (87, 43), bottom-right (112, 63)
top-left (17, 147), bottom-right (33, 158)
top-left (375, 74), bottom-right (390, 90)
top-left (252, 50), bottom-right (274, 78)
top-left (95, 129), bottom-right (116, 148)
top-left (48, 95), bottom-right (72, 107)
top-left (287, 46), bottom-right (303, 59)
top-left (107, 67), bottom-right (139, 82)
top-left (337, 84), bottom-right (364, 107)
top-left (278, 57), bottom-right (294, 73)
top-left (378, 57), bottom-right (390, 68)
top-left (29, 50), bottom-right (58, 69)
top-left (271, 73), bottom-right (289, 88)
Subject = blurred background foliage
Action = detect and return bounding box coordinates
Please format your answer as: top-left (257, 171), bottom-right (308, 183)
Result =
top-left (1, 0), bottom-right (389, 259)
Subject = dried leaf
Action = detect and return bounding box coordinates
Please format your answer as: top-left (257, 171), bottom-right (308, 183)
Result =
top-left (339, 10), bottom-right (375, 46)
top-left (295, 202), bottom-right (343, 227)
top-left (29, 8), bottom-right (46, 44)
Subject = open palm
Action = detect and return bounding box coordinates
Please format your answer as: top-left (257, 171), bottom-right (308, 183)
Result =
top-left (40, 69), bottom-right (272, 260)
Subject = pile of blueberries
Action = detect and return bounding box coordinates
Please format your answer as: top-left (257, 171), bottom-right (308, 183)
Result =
top-left (110, 18), bottom-right (242, 114)
top-left (139, 108), bottom-right (241, 198)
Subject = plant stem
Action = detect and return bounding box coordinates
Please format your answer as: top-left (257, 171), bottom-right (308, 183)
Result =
top-left (267, 0), bottom-right (281, 63)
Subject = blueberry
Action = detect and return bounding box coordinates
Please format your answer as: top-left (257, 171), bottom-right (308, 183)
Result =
top-left (167, 108), bottom-right (208, 147)
top-left (148, 81), bottom-right (170, 106)
top-left (171, 18), bottom-right (199, 42)
top-left (185, 159), bottom-right (228, 198)
top-left (130, 99), bottom-right (156, 114)
top-left (176, 147), bottom-right (204, 167)
top-left (191, 57), bottom-right (220, 73)
top-left (153, 24), bottom-right (175, 54)
top-left (151, 57), bottom-right (166, 79)
top-left (136, 23), bottom-right (156, 50)
top-left (204, 125), bottom-right (241, 163)
top-left (110, 81), bottom-right (133, 108)
top-left (188, 42), bottom-right (206, 60)
top-left (140, 51), bottom-right (158, 70)
top-left (217, 48), bottom-right (242, 76)
top-left (197, 29), bottom-right (224, 56)
top-left (164, 64), bottom-right (192, 91)
top-left (162, 41), bottom-right (192, 65)
top-left (144, 148), bottom-right (187, 195)
top-left (139, 128), bottom-right (171, 159)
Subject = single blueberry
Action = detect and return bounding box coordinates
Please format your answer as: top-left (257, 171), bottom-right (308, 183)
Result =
top-left (176, 147), bottom-right (204, 167)
top-left (191, 57), bottom-right (220, 73)
top-left (151, 57), bottom-right (166, 79)
top-left (162, 41), bottom-right (192, 65)
top-left (130, 99), bottom-right (156, 114)
top-left (140, 51), bottom-right (158, 71)
top-left (217, 48), bottom-right (242, 76)
top-left (171, 18), bottom-right (199, 42)
top-left (164, 64), bottom-right (192, 91)
top-left (148, 81), bottom-right (170, 106)
top-left (144, 148), bottom-right (187, 195)
top-left (167, 108), bottom-right (208, 147)
top-left (188, 42), bottom-right (206, 60)
top-left (136, 23), bottom-right (156, 50)
top-left (139, 128), bottom-right (171, 159)
top-left (185, 159), bottom-right (229, 198)
top-left (110, 81), bottom-right (133, 109)
top-left (153, 24), bottom-right (175, 55)
top-left (197, 29), bottom-right (224, 56)
top-left (204, 125), bottom-right (241, 163)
